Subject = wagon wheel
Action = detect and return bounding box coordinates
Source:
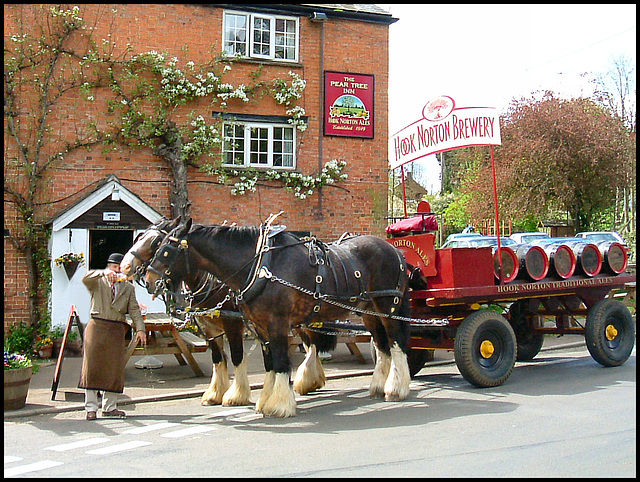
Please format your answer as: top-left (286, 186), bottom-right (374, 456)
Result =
top-left (454, 310), bottom-right (517, 388)
top-left (585, 299), bottom-right (635, 367)
top-left (508, 300), bottom-right (545, 361)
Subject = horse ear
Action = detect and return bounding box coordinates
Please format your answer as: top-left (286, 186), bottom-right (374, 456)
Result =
top-left (176, 217), bottom-right (192, 237)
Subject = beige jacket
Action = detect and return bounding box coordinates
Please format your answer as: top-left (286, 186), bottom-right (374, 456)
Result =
top-left (82, 269), bottom-right (145, 332)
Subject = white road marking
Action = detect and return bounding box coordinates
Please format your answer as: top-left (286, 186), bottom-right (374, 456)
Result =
top-left (297, 399), bottom-right (341, 409)
top-left (160, 425), bottom-right (217, 438)
top-left (85, 440), bottom-right (152, 455)
top-left (4, 460), bottom-right (63, 477)
top-left (4, 456), bottom-right (22, 464)
top-left (229, 413), bottom-right (264, 422)
top-left (122, 422), bottom-right (180, 434)
top-left (45, 437), bottom-right (110, 452)
top-left (203, 408), bottom-right (252, 418)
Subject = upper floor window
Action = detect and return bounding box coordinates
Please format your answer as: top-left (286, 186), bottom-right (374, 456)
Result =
top-left (223, 122), bottom-right (296, 169)
top-left (224, 11), bottom-right (299, 62)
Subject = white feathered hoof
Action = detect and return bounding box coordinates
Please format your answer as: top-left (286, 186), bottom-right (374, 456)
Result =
top-left (201, 361), bottom-right (230, 405)
top-left (384, 343), bottom-right (411, 401)
top-left (255, 371), bottom-right (275, 414)
top-left (293, 345), bottom-right (325, 395)
top-left (369, 346), bottom-right (391, 398)
top-left (259, 372), bottom-right (297, 418)
top-left (222, 360), bottom-right (252, 406)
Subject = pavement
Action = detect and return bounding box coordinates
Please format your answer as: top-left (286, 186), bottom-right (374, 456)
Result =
top-left (5, 334), bottom-right (588, 420)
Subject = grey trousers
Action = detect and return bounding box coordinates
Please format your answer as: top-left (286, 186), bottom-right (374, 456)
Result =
top-left (84, 389), bottom-right (118, 412)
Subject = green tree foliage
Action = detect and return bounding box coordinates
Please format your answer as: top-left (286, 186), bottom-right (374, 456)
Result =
top-left (461, 92), bottom-right (635, 232)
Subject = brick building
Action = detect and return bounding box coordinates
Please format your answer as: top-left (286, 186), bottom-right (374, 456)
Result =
top-left (4, 4), bottom-right (397, 329)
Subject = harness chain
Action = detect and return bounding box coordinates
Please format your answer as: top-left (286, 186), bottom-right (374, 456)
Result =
top-left (153, 215), bottom-right (449, 329)
top-left (258, 267), bottom-right (449, 326)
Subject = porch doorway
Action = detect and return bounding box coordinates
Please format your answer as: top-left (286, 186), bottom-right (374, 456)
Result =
top-left (89, 229), bottom-right (134, 269)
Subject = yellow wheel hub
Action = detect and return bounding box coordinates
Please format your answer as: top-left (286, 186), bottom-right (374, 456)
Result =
top-left (605, 324), bottom-right (618, 341)
top-left (479, 340), bottom-right (495, 358)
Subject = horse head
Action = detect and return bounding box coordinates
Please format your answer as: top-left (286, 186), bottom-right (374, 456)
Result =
top-left (121, 216), bottom-right (182, 282)
top-left (144, 217), bottom-right (193, 298)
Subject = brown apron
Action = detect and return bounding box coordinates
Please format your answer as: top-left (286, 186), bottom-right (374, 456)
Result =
top-left (78, 318), bottom-right (128, 393)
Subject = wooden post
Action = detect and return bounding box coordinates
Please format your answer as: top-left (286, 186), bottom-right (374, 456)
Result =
top-left (490, 146), bottom-right (503, 284)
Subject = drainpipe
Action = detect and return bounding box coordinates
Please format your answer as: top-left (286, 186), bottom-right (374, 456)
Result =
top-left (311, 12), bottom-right (327, 217)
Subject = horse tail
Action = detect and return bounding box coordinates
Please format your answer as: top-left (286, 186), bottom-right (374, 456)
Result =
top-left (298, 328), bottom-right (338, 353)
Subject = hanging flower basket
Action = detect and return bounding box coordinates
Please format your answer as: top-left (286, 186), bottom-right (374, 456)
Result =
top-left (54, 252), bottom-right (85, 280)
top-left (63, 260), bottom-right (80, 279)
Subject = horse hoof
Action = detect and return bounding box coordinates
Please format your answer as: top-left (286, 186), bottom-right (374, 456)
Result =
top-left (222, 396), bottom-right (252, 407)
top-left (384, 388), bottom-right (410, 402)
top-left (201, 392), bottom-right (223, 406)
top-left (370, 388), bottom-right (386, 398)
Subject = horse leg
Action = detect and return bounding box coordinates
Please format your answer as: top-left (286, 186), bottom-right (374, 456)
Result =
top-left (259, 330), bottom-right (297, 418)
top-left (293, 329), bottom-right (333, 395)
top-left (379, 294), bottom-right (411, 401)
top-left (201, 335), bottom-right (230, 405)
top-left (255, 343), bottom-right (274, 413)
top-left (221, 319), bottom-right (252, 406)
top-left (364, 315), bottom-right (392, 398)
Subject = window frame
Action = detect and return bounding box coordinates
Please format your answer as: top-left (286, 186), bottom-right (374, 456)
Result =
top-left (223, 10), bottom-right (299, 62)
top-left (222, 121), bottom-right (297, 170)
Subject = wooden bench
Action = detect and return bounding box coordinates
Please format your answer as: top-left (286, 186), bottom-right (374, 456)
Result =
top-left (125, 316), bottom-right (208, 377)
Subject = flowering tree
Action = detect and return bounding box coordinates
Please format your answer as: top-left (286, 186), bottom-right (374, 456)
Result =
top-left (4, 4), bottom-right (346, 331)
top-left (4, 5), bottom-right (119, 331)
top-left (460, 93), bottom-right (635, 234)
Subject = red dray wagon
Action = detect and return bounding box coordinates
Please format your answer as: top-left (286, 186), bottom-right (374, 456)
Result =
top-left (388, 229), bottom-right (635, 388)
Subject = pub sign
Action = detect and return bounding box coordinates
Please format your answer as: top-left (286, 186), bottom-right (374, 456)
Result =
top-left (324, 71), bottom-right (374, 138)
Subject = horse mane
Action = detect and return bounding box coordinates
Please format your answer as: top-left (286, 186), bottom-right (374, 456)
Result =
top-left (190, 223), bottom-right (259, 244)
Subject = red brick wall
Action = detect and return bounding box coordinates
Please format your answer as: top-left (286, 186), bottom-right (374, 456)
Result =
top-left (4, 4), bottom-right (391, 330)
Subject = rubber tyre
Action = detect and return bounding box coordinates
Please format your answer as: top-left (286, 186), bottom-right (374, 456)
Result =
top-left (585, 299), bottom-right (635, 367)
top-left (454, 311), bottom-right (517, 388)
top-left (509, 301), bottom-right (545, 361)
top-left (407, 348), bottom-right (435, 378)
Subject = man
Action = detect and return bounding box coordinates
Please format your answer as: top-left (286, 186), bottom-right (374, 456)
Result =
top-left (79, 252), bottom-right (147, 420)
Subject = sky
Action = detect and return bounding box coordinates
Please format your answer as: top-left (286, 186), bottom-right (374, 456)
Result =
top-left (380, 4), bottom-right (637, 192)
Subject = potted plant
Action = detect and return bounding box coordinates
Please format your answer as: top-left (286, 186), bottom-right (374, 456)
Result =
top-left (35, 335), bottom-right (54, 359)
top-left (4, 352), bottom-right (38, 411)
top-left (50, 326), bottom-right (83, 357)
top-left (54, 252), bottom-right (85, 279)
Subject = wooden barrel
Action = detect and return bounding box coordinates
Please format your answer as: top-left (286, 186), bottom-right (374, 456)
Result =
top-left (541, 243), bottom-right (576, 279)
top-left (513, 244), bottom-right (549, 281)
top-left (596, 241), bottom-right (628, 275)
top-left (492, 246), bottom-right (519, 283)
top-left (560, 241), bottom-right (602, 277)
top-left (4, 366), bottom-right (32, 411)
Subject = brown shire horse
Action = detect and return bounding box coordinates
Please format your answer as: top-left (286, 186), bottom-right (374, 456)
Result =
top-left (121, 217), bottom-right (336, 407)
top-left (144, 216), bottom-right (412, 417)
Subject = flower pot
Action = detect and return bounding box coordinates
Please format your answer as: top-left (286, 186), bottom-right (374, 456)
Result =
top-left (4, 366), bottom-right (33, 411)
top-left (38, 345), bottom-right (54, 359)
top-left (63, 260), bottom-right (80, 279)
top-left (53, 338), bottom-right (83, 358)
